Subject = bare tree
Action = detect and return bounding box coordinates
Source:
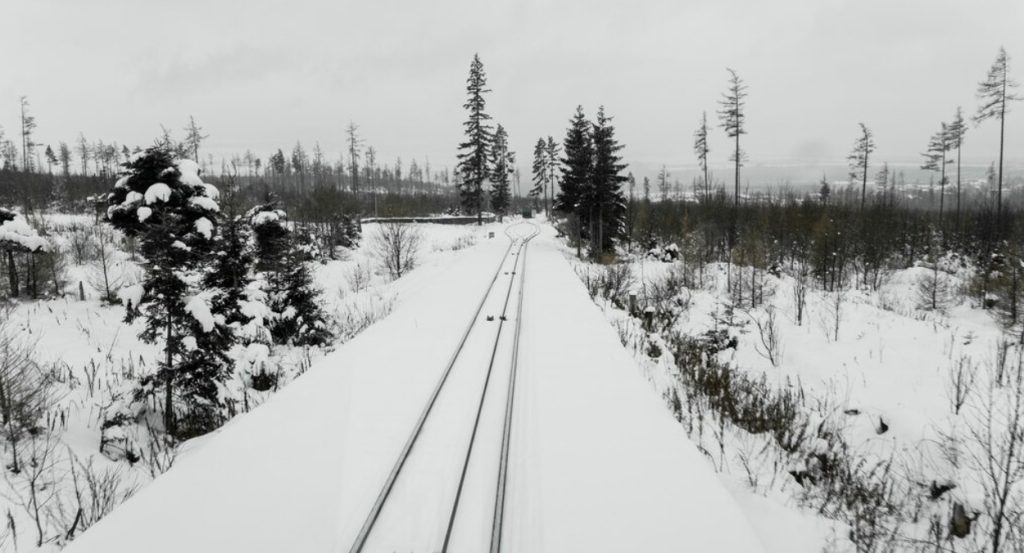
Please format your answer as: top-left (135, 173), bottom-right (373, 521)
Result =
top-left (371, 222), bottom-right (422, 279)
top-left (0, 313), bottom-right (53, 474)
top-left (750, 306), bottom-right (783, 367)
top-left (964, 353), bottom-right (1024, 553)
top-left (87, 226), bottom-right (123, 303)
top-left (947, 355), bottom-right (977, 415)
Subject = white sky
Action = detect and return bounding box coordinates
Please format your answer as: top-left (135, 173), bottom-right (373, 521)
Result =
top-left (2, 0), bottom-right (1022, 179)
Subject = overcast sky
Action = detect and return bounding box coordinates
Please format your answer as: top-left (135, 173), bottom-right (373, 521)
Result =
top-left (2, 0), bottom-right (1022, 181)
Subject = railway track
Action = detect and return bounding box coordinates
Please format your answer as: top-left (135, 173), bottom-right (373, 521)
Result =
top-left (348, 222), bottom-right (539, 553)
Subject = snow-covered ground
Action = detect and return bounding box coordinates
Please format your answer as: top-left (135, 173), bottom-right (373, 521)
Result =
top-left (572, 244), bottom-right (1024, 551)
top-left (62, 221), bottom-right (769, 553)
top-left (10, 215), bottom-right (1016, 553)
top-left (0, 214), bottom-right (488, 552)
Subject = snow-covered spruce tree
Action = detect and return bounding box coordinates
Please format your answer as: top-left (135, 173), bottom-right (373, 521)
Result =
top-left (589, 106), bottom-right (628, 258)
top-left (456, 53), bottom-right (493, 224)
top-left (105, 147), bottom-right (225, 438)
top-left (249, 202), bottom-right (332, 347)
top-left (555, 106), bottom-right (593, 258)
top-left (490, 124), bottom-right (513, 219)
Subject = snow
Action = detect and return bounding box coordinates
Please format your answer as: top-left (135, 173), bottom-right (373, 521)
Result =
top-left (203, 183), bottom-right (220, 200)
top-left (144, 182), bottom-right (172, 204)
top-left (182, 336), bottom-right (198, 351)
top-left (252, 210), bottom-right (282, 226)
top-left (64, 223), bottom-right (766, 553)
top-left (0, 213), bottom-right (49, 251)
top-left (189, 196), bottom-right (219, 212)
top-left (185, 294), bottom-right (216, 332)
top-left (194, 217), bottom-right (213, 239)
top-left (136, 206), bottom-right (152, 222)
top-left (117, 284), bottom-right (145, 309)
top-left (175, 159), bottom-right (203, 185)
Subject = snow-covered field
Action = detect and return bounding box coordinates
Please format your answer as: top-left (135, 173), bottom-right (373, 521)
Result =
top-left (60, 221), bottom-right (771, 553)
top-left (573, 245), bottom-right (1024, 552)
top-left (5, 214), bottom-right (1021, 553)
top-left (0, 214), bottom-right (486, 552)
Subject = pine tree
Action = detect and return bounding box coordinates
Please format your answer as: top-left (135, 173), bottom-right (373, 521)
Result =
top-left (657, 165), bottom-right (670, 201)
top-left (589, 106), bottom-right (628, 257)
top-left (717, 68), bottom-right (747, 205)
top-left (847, 123), bottom-right (875, 210)
top-left (76, 133), bottom-right (90, 176)
top-left (19, 97), bottom-right (37, 173)
top-left (490, 124), bottom-right (513, 218)
top-left (529, 138), bottom-right (546, 211)
top-left (554, 106), bottom-right (593, 258)
top-left (545, 136), bottom-right (560, 218)
top-left (975, 47), bottom-right (1021, 234)
top-left (693, 111), bottom-right (711, 201)
top-left (921, 123), bottom-right (952, 224)
top-left (947, 107), bottom-right (968, 225)
top-left (105, 147), bottom-right (222, 438)
top-left (183, 116), bottom-right (208, 163)
top-left (347, 121), bottom-right (362, 193)
top-left (58, 142), bottom-right (72, 177)
top-left (44, 145), bottom-right (57, 175)
top-left (249, 202), bottom-right (332, 347)
top-left (455, 54), bottom-right (493, 224)
top-left (875, 162), bottom-right (890, 205)
top-left (291, 142), bottom-right (308, 186)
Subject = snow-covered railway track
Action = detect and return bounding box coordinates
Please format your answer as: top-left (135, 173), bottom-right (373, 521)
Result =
top-left (348, 222), bottom-right (538, 553)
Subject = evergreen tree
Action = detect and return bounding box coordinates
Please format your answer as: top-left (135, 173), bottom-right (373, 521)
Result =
top-left (490, 124), bottom-right (513, 218)
top-left (529, 137), bottom-right (546, 211)
top-left (291, 142), bottom-right (308, 186)
top-left (105, 147), bottom-right (222, 438)
top-left (19, 97), bottom-right (37, 173)
top-left (975, 46), bottom-right (1020, 234)
top-left (58, 142), bottom-right (72, 177)
top-left (589, 106), bottom-right (628, 256)
top-left (545, 136), bottom-right (560, 217)
top-left (947, 107), bottom-right (967, 224)
top-left (921, 122), bottom-right (952, 223)
top-left (847, 123), bottom-right (875, 210)
top-left (249, 202), bottom-right (332, 347)
top-left (269, 149), bottom-right (287, 175)
top-left (44, 145), bottom-right (57, 175)
top-left (183, 115), bottom-right (208, 163)
top-left (347, 121), bottom-right (362, 193)
top-left (657, 165), bottom-right (670, 201)
top-left (554, 106), bottom-right (593, 258)
top-left (875, 162), bottom-right (890, 205)
top-left (455, 54), bottom-right (493, 224)
top-left (693, 111), bottom-right (711, 201)
top-left (717, 69), bottom-right (747, 205)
